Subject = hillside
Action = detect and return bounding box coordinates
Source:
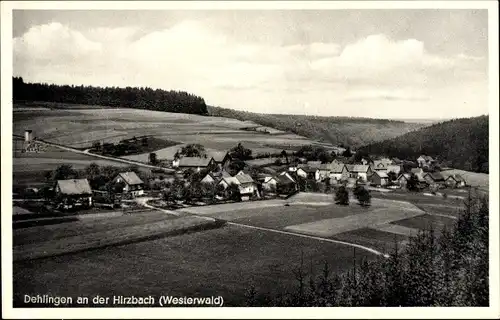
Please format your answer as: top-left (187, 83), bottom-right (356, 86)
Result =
top-left (207, 106), bottom-right (426, 148)
top-left (13, 77), bottom-right (208, 115)
top-left (358, 116), bottom-right (489, 173)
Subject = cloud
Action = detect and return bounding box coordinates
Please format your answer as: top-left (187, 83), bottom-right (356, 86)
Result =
top-left (14, 22), bottom-right (102, 64)
top-left (12, 21), bottom-right (487, 118)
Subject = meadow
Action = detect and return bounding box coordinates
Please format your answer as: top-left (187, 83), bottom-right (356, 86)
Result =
top-left (13, 106), bottom-right (324, 164)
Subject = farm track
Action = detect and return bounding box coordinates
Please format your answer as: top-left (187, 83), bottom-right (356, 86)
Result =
top-left (143, 199), bottom-right (391, 258)
top-left (14, 134), bottom-right (175, 173)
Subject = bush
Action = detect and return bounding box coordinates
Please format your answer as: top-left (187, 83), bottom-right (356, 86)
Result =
top-left (353, 186), bottom-right (371, 206)
top-left (335, 186), bottom-right (349, 205)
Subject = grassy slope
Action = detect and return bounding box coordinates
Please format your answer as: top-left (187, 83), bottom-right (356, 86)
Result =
top-left (207, 106), bottom-right (426, 148)
top-left (358, 116), bottom-right (489, 173)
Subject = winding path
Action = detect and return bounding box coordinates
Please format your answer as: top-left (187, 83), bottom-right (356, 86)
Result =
top-left (140, 198), bottom-right (390, 258)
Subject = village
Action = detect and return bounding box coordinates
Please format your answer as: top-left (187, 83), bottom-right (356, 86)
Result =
top-left (14, 128), bottom-right (468, 216)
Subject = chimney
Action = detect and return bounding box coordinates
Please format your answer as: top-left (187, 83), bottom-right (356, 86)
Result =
top-left (25, 130), bottom-right (33, 142)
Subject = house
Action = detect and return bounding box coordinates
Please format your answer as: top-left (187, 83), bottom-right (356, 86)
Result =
top-left (445, 174), bottom-right (467, 188)
top-left (372, 160), bottom-right (389, 172)
top-left (332, 146), bottom-right (346, 156)
top-left (218, 175), bottom-right (241, 189)
top-left (397, 173), bottom-right (411, 188)
top-left (329, 162), bottom-right (349, 182)
top-left (55, 179), bottom-right (93, 209)
top-left (176, 157), bottom-right (216, 172)
top-left (207, 151), bottom-right (231, 170)
top-left (346, 165), bottom-right (373, 182)
top-left (424, 171), bottom-right (446, 186)
top-left (262, 176), bottom-right (279, 191)
top-left (111, 171), bottom-right (144, 197)
top-left (386, 165), bottom-right (402, 176)
top-left (201, 171), bottom-right (231, 184)
top-left (361, 158), bottom-right (374, 166)
top-left (411, 168), bottom-right (426, 181)
top-left (417, 155), bottom-right (436, 168)
top-left (318, 163), bottom-right (331, 181)
top-left (370, 171), bottom-right (389, 187)
top-left (296, 167), bottom-right (320, 181)
top-left (234, 172), bottom-right (259, 200)
top-left (276, 172), bottom-right (297, 193)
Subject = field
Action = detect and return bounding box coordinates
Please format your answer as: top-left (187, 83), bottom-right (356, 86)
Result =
top-left (12, 138), bottom-right (131, 187)
top-left (440, 169), bottom-right (489, 190)
top-left (13, 106), bottom-right (323, 164)
top-left (12, 191), bottom-right (460, 306)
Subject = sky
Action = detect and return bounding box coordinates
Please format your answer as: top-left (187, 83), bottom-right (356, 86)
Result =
top-left (12, 9), bottom-right (489, 119)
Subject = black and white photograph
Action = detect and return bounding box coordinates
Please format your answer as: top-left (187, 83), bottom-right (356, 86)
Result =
top-left (2, 1), bottom-right (499, 318)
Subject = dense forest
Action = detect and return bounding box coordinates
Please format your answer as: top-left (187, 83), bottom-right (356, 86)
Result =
top-left (247, 192), bottom-right (489, 306)
top-left (358, 116), bottom-right (489, 173)
top-left (12, 77), bottom-right (208, 115)
top-left (208, 106), bottom-right (425, 148)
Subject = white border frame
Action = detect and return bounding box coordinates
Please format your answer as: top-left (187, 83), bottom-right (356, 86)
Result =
top-left (2, 1), bottom-right (499, 319)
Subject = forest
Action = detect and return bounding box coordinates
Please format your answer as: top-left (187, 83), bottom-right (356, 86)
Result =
top-left (246, 191), bottom-right (489, 307)
top-left (12, 77), bottom-right (208, 115)
top-left (208, 106), bottom-right (424, 148)
top-left (358, 116), bottom-right (489, 173)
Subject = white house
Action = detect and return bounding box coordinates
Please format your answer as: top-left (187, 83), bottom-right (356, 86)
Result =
top-left (329, 162), bottom-right (349, 181)
top-left (346, 165), bottom-right (373, 182)
top-left (112, 171), bottom-right (144, 197)
top-left (417, 155), bottom-right (435, 168)
top-left (262, 176), bottom-right (279, 191)
top-left (296, 167), bottom-right (320, 181)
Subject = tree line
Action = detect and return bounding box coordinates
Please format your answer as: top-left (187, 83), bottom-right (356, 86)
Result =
top-left (13, 77), bottom-right (208, 115)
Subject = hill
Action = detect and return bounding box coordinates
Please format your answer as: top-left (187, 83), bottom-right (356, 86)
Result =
top-left (13, 77), bottom-right (208, 116)
top-left (358, 116), bottom-right (489, 173)
top-left (207, 106), bottom-right (425, 148)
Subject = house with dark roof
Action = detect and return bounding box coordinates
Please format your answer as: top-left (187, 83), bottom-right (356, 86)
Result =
top-left (207, 151), bottom-right (231, 170)
top-left (370, 171), bottom-right (389, 187)
top-left (445, 174), bottom-right (467, 188)
top-left (55, 179), bottom-right (93, 209)
top-left (175, 157), bottom-right (216, 172)
top-left (424, 171), bottom-right (446, 185)
top-left (111, 171), bottom-right (145, 197)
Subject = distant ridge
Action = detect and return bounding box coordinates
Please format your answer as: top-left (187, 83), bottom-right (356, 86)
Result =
top-left (358, 115), bottom-right (488, 173)
top-left (207, 106), bottom-right (426, 148)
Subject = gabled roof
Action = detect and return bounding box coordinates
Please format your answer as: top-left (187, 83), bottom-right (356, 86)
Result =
top-left (330, 162), bottom-right (346, 173)
top-left (298, 166), bottom-right (318, 173)
top-left (207, 151), bottom-right (229, 163)
top-left (397, 173), bottom-right (411, 180)
top-left (373, 160), bottom-right (389, 169)
top-left (411, 168), bottom-right (424, 174)
top-left (235, 173), bottom-right (254, 184)
top-left (117, 171), bottom-right (143, 186)
top-left (347, 164), bottom-right (370, 173)
top-left (373, 171), bottom-right (389, 178)
top-left (56, 179), bottom-right (92, 195)
top-left (425, 171), bottom-right (445, 181)
top-left (220, 176), bottom-right (240, 186)
top-left (178, 157), bottom-right (213, 167)
top-left (446, 174), bottom-right (466, 183)
top-left (278, 172), bottom-right (296, 184)
top-left (263, 176), bottom-right (278, 184)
